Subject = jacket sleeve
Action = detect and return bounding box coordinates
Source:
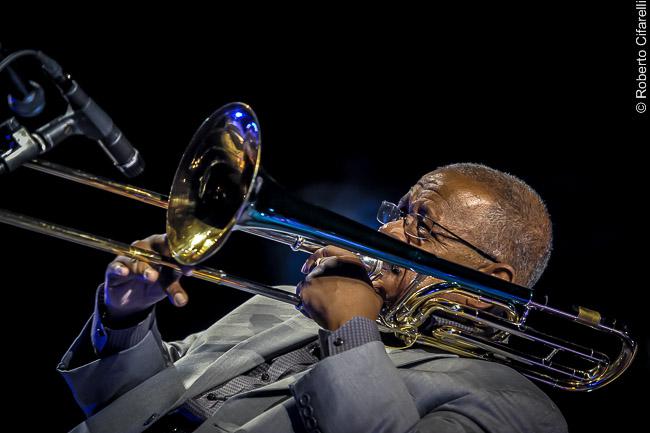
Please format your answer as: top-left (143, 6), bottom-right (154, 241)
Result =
top-left (56, 285), bottom-right (204, 416)
top-left (57, 286), bottom-right (298, 418)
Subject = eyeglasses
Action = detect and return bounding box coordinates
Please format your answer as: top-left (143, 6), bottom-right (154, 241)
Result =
top-left (376, 201), bottom-right (499, 263)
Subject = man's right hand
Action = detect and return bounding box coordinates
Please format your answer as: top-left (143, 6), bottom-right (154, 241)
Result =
top-left (103, 233), bottom-right (188, 322)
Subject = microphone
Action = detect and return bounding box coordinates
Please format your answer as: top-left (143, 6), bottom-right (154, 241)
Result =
top-left (0, 49), bottom-right (145, 178)
top-left (38, 52), bottom-right (145, 178)
top-left (6, 66), bottom-right (46, 118)
top-left (52, 74), bottom-right (145, 177)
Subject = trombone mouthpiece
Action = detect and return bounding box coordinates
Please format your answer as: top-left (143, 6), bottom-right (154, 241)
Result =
top-left (359, 256), bottom-right (384, 280)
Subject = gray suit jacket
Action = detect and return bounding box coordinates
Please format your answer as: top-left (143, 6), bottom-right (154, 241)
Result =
top-left (58, 286), bottom-right (567, 433)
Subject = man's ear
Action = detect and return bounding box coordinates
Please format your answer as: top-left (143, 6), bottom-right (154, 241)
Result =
top-left (481, 262), bottom-right (516, 283)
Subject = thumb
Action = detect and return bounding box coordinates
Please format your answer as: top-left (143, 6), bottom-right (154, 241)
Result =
top-left (166, 280), bottom-right (189, 307)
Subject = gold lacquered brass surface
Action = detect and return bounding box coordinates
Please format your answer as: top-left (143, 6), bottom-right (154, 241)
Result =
top-left (380, 282), bottom-right (637, 391)
top-left (167, 103), bottom-right (261, 265)
top-left (577, 306), bottom-right (602, 327)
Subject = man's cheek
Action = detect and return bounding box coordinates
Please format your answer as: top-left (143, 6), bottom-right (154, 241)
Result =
top-left (380, 272), bottom-right (406, 303)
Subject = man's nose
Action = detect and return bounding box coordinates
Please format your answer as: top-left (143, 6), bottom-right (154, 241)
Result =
top-left (378, 220), bottom-right (408, 243)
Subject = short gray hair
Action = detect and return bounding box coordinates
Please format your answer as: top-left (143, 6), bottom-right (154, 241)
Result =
top-left (429, 163), bottom-right (552, 288)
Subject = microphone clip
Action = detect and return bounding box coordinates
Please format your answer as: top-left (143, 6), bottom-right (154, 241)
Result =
top-left (0, 117), bottom-right (46, 175)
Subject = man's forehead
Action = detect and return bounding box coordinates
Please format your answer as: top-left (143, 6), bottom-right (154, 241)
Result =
top-left (405, 170), bottom-right (495, 211)
top-left (412, 172), bottom-right (445, 198)
top-left (398, 172), bottom-right (444, 205)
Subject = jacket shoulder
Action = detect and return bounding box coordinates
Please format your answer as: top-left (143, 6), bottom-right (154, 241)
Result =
top-left (404, 357), bottom-right (568, 433)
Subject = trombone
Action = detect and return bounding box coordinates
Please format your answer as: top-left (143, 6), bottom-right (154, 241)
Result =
top-left (0, 102), bottom-right (636, 391)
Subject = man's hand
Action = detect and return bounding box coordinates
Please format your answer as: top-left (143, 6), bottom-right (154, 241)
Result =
top-left (297, 246), bottom-right (383, 331)
top-left (103, 234), bottom-right (188, 322)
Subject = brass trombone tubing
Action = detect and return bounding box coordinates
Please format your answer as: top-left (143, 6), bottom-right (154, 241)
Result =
top-left (390, 282), bottom-right (635, 364)
top-left (383, 283), bottom-right (637, 390)
top-left (0, 208), bottom-right (301, 306)
top-left (433, 330), bottom-right (589, 385)
top-left (24, 160), bottom-right (324, 254)
top-left (24, 160), bottom-right (536, 305)
top-left (24, 160), bottom-right (169, 209)
top-left (18, 160), bottom-right (376, 299)
top-left (422, 303), bottom-right (608, 364)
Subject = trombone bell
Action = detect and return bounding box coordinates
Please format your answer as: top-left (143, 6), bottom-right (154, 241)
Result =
top-left (167, 103), bottom-right (262, 265)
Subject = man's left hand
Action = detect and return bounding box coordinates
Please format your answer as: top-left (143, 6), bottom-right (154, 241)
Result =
top-left (297, 246), bottom-right (383, 331)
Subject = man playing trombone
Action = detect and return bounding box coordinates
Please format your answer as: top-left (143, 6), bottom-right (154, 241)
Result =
top-left (58, 163), bottom-right (567, 433)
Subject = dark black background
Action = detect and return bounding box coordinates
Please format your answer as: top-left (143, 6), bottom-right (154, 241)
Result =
top-left (1, 4), bottom-right (648, 432)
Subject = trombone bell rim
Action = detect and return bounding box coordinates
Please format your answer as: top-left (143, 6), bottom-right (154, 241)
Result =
top-left (166, 102), bottom-right (262, 265)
